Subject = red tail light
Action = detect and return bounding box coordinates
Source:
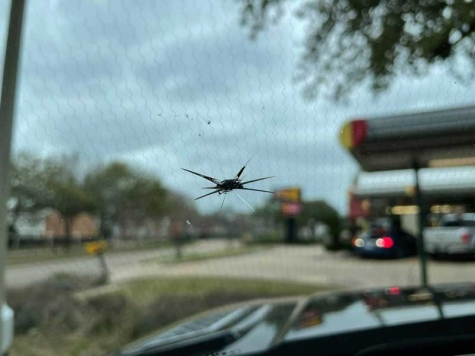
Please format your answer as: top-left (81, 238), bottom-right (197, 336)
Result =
top-left (376, 236), bottom-right (394, 249)
top-left (386, 287), bottom-right (401, 295)
top-left (461, 231), bottom-right (471, 244)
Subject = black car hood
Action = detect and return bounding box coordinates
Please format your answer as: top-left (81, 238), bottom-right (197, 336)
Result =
top-left (117, 283), bottom-right (475, 356)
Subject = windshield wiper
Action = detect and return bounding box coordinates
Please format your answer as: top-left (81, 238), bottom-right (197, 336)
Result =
top-left (117, 329), bottom-right (239, 356)
top-left (115, 305), bottom-right (272, 356)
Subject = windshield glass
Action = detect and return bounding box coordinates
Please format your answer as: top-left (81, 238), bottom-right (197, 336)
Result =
top-left (2, 0), bottom-right (475, 355)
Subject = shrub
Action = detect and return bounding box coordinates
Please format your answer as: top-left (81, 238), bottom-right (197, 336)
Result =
top-left (7, 274), bottom-right (100, 334)
top-left (86, 293), bottom-right (136, 335)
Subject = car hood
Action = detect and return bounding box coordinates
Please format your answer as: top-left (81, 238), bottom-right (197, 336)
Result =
top-left (117, 283), bottom-right (475, 356)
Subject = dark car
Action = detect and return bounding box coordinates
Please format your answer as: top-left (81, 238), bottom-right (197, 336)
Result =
top-left (113, 283), bottom-right (475, 356)
top-left (353, 219), bottom-right (417, 259)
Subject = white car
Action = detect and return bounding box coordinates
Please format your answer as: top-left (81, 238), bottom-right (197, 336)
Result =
top-left (424, 213), bottom-right (475, 257)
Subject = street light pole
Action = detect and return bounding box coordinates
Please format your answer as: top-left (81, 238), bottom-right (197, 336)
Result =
top-left (413, 160), bottom-right (428, 287)
top-left (0, 0), bottom-right (26, 349)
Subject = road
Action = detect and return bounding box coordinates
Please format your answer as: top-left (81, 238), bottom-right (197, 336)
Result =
top-left (5, 240), bottom-right (230, 288)
top-left (111, 244), bottom-right (475, 290)
top-left (7, 241), bottom-right (475, 290)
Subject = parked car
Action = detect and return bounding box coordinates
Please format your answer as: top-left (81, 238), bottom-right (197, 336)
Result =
top-left (424, 213), bottom-right (475, 258)
top-left (353, 218), bottom-right (417, 259)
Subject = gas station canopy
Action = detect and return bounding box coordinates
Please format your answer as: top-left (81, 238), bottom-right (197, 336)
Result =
top-left (340, 106), bottom-right (475, 172)
top-left (340, 105), bottom-right (475, 287)
top-left (353, 169), bottom-right (475, 199)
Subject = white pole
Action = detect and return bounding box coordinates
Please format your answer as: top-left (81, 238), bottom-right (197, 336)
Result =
top-left (0, 0), bottom-right (26, 350)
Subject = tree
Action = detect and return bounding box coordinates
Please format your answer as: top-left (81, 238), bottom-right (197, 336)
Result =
top-left (254, 198), bottom-right (340, 245)
top-left (10, 152), bottom-right (96, 250)
top-left (84, 162), bottom-right (136, 238)
top-left (238, 0), bottom-right (475, 100)
top-left (296, 200), bottom-right (340, 238)
top-left (254, 196), bottom-right (280, 220)
top-left (84, 162), bottom-right (169, 239)
top-left (159, 191), bottom-right (199, 260)
top-left (37, 156), bottom-right (96, 249)
top-left (165, 191), bottom-right (199, 221)
top-left (122, 175), bottom-right (169, 226)
top-left (9, 152), bottom-right (45, 224)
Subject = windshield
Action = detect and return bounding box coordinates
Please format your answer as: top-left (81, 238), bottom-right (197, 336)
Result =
top-left (2, 0), bottom-right (475, 355)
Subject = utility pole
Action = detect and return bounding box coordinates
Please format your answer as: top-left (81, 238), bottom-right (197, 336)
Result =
top-left (0, 0), bottom-right (26, 350)
top-left (413, 160), bottom-right (428, 287)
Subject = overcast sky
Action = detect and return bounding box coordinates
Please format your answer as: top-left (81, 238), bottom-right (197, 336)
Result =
top-left (1, 0), bottom-right (475, 214)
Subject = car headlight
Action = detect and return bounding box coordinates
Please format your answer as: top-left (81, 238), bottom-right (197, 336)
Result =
top-left (354, 238), bottom-right (365, 247)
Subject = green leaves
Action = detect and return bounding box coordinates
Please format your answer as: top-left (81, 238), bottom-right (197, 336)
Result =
top-left (42, 162), bottom-right (96, 217)
top-left (84, 162), bottom-right (168, 220)
top-left (296, 200), bottom-right (341, 237)
top-left (10, 154), bottom-right (175, 239)
top-left (255, 197), bottom-right (340, 237)
top-left (10, 152), bottom-right (95, 217)
top-left (238, 0), bottom-right (475, 100)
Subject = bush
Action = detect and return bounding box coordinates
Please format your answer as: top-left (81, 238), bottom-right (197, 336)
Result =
top-left (86, 293), bottom-right (136, 335)
top-left (248, 233), bottom-right (283, 244)
top-left (9, 286), bottom-right (88, 334)
top-left (42, 295), bottom-right (90, 333)
top-left (323, 236), bottom-right (341, 251)
top-left (7, 274), bottom-right (103, 334)
top-left (10, 275), bottom-right (276, 339)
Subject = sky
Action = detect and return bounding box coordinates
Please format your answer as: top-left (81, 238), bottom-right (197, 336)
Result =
top-left (1, 0), bottom-right (475, 214)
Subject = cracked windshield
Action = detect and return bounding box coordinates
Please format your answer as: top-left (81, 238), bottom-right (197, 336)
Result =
top-left (2, 1), bottom-right (475, 356)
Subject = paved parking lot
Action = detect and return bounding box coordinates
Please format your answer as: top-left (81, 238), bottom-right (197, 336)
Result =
top-left (8, 241), bottom-right (475, 290)
top-left (112, 244), bottom-right (475, 290)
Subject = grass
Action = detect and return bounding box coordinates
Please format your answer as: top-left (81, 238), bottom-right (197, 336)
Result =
top-left (6, 247), bottom-right (90, 265)
top-left (142, 245), bottom-right (259, 265)
top-left (6, 240), bottom-right (187, 266)
top-left (116, 275), bottom-right (323, 304)
top-left (248, 233), bottom-right (284, 245)
top-left (11, 334), bottom-right (114, 356)
top-left (9, 274), bottom-right (331, 356)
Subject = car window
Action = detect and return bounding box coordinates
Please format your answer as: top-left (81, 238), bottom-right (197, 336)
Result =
top-left (2, 1), bottom-right (475, 356)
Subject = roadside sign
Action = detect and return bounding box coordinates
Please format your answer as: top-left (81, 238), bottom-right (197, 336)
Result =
top-left (275, 187), bottom-right (301, 203)
top-left (282, 202), bottom-right (302, 216)
top-left (85, 240), bottom-right (108, 255)
top-left (276, 187), bottom-right (302, 217)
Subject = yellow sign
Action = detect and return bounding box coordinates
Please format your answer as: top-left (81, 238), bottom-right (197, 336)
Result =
top-left (339, 121), bottom-right (353, 149)
top-left (275, 188), bottom-right (301, 203)
top-left (85, 240), bottom-right (108, 255)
